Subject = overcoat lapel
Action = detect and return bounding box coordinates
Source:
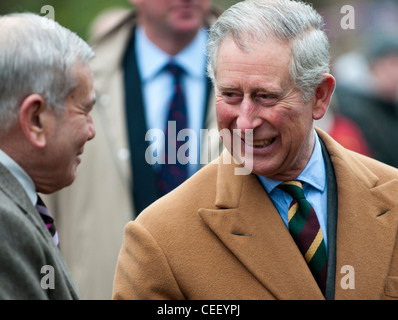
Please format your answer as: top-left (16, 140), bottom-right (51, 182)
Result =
top-left (89, 15), bottom-right (134, 189)
top-left (318, 130), bottom-right (398, 299)
top-left (199, 155), bottom-right (325, 299)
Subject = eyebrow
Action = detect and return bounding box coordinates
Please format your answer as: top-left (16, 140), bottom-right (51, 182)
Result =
top-left (217, 84), bottom-right (284, 96)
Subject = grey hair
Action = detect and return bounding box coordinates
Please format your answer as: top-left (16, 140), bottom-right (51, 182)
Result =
top-left (0, 13), bottom-right (95, 131)
top-left (207, 0), bottom-right (330, 102)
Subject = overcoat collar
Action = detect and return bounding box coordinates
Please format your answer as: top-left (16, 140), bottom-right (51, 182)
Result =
top-left (319, 129), bottom-right (398, 299)
top-left (199, 128), bottom-right (398, 299)
top-left (89, 14), bottom-right (135, 188)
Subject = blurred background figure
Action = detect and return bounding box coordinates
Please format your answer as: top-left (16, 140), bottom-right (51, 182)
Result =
top-left (333, 33), bottom-right (398, 166)
top-left (321, 1), bottom-right (398, 167)
top-left (315, 97), bottom-right (372, 157)
top-left (43, 0), bottom-right (222, 299)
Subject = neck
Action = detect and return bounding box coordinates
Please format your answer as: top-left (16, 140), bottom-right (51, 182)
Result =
top-left (142, 26), bottom-right (198, 56)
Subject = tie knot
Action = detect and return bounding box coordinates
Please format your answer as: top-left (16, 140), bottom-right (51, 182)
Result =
top-left (165, 62), bottom-right (184, 81)
top-left (278, 180), bottom-right (305, 200)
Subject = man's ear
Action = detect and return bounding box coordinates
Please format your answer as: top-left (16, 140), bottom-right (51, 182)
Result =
top-left (312, 73), bottom-right (336, 120)
top-left (19, 94), bottom-right (51, 148)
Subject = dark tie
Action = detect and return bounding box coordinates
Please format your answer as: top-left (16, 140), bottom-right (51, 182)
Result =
top-left (35, 196), bottom-right (59, 246)
top-left (157, 62), bottom-right (189, 196)
top-left (278, 180), bottom-right (327, 294)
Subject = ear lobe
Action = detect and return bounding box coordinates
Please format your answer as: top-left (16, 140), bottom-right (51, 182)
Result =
top-left (312, 74), bottom-right (336, 120)
top-left (19, 94), bottom-right (49, 148)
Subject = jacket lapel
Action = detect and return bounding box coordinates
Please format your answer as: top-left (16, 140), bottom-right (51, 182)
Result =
top-left (0, 163), bottom-right (79, 297)
top-left (198, 154), bottom-right (325, 299)
top-left (0, 163), bottom-right (52, 243)
top-left (318, 129), bottom-right (398, 299)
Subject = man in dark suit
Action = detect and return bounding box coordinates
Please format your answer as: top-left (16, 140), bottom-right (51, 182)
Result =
top-left (113, 0), bottom-right (398, 300)
top-left (0, 12), bottom-right (96, 299)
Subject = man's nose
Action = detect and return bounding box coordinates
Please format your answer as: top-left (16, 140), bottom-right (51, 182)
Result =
top-left (87, 116), bottom-right (96, 141)
top-left (236, 98), bottom-right (262, 131)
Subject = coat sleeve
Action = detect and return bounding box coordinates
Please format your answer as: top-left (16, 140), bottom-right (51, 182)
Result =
top-left (112, 221), bottom-right (185, 300)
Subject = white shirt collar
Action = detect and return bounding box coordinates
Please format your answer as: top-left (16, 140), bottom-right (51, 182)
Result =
top-left (0, 149), bottom-right (37, 205)
top-left (136, 26), bottom-right (208, 81)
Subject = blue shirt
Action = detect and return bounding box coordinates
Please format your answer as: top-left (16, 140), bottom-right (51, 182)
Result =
top-left (135, 26), bottom-right (208, 176)
top-left (257, 131), bottom-right (328, 248)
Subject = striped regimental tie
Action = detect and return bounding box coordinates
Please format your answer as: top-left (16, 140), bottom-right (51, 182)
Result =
top-left (35, 195), bottom-right (59, 246)
top-left (278, 180), bottom-right (327, 294)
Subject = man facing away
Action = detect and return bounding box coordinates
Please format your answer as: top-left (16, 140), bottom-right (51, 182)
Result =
top-left (0, 13), bottom-right (96, 299)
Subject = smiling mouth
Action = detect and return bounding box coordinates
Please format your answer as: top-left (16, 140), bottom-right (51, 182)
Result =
top-left (245, 138), bottom-right (276, 148)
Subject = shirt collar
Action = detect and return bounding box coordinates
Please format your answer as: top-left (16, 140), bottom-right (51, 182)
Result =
top-left (258, 130), bottom-right (326, 193)
top-left (136, 26), bottom-right (208, 81)
top-left (0, 149), bottom-right (37, 205)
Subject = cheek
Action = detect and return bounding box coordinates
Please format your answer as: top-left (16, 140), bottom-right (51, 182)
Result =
top-left (276, 103), bottom-right (310, 130)
top-left (215, 103), bottom-right (237, 129)
top-left (200, 0), bottom-right (211, 14)
top-left (70, 117), bottom-right (91, 140)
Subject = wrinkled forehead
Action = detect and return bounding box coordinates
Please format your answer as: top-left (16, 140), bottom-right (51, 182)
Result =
top-left (215, 37), bottom-right (293, 84)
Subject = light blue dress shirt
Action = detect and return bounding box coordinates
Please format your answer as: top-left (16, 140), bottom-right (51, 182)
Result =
top-left (0, 149), bottom-right (37, 206)
top-left (257, 130), bottom-right (328, 248)
top-left (135, 26), bottom-right (208, 176)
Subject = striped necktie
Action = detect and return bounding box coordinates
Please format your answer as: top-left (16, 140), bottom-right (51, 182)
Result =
top-left (35, 196), bottom-right (59, 246)
top-left (278, 180), bottom-right (327, 294)
top-left (157, 62), bottom-right (189, 196)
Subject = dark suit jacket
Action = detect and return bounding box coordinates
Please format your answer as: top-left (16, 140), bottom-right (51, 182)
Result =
top-left (0, 163), bottom-right (78, 299)
top-left (113, 128), bottom-right (398, 300)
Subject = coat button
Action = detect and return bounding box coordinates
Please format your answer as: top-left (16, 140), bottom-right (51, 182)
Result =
top-left (118, 148), bottom-right (130, 161)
